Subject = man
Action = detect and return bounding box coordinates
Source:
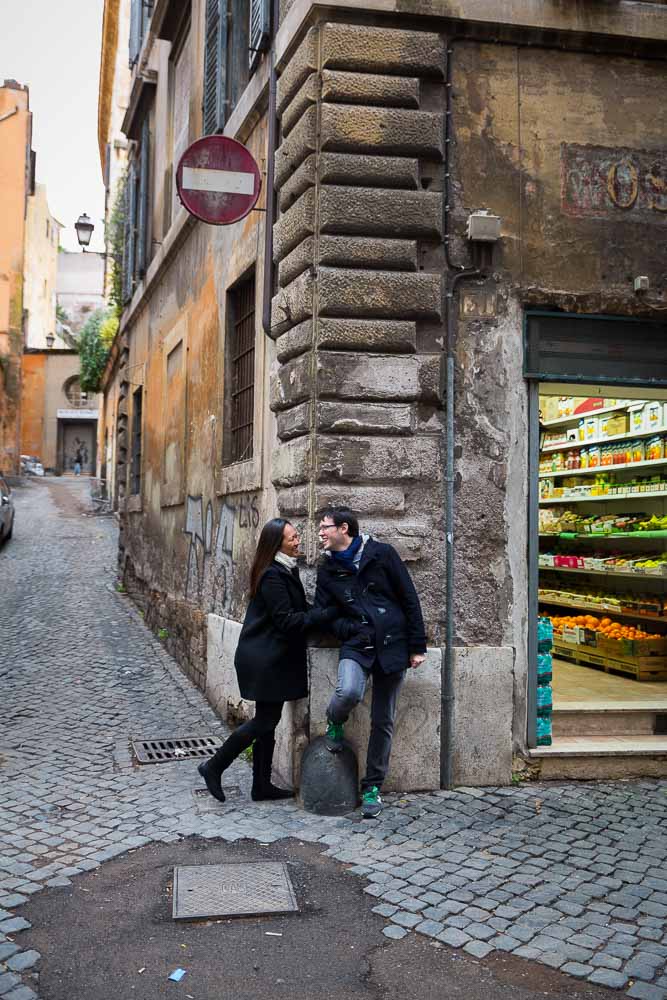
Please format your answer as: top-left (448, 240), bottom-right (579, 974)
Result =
top-left (315, 507), bottom-right (426, 819)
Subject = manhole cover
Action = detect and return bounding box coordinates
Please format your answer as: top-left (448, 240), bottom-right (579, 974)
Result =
top-left (172, 862), bottom-right (299, 920)
top-left (131, 735), bottom-right (223, 764)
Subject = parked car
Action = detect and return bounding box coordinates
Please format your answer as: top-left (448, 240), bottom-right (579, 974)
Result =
top-left (0, 476), bottom-right (14, 544)
top-left (20, 455), bottom-right (44, 476)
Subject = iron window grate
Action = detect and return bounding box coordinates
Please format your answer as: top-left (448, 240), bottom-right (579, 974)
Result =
top-left (131, 735), bottom-right (224, 764)
top-left (172, 862), bottom-right (299, 920)
top-left (229, 274), bottom-right (255, 463)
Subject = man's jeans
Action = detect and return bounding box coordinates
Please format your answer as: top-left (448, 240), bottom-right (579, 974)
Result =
top-left (326, 658), bottom-right (405, 791)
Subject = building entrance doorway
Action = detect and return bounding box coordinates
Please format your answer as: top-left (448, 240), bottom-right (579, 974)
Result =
top-left (60, 421), bottom-right (96, 475)
top-left (525, 312), bottom-right (667, 766)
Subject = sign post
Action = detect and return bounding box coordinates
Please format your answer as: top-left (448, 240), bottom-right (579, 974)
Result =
top-left (176, 136), bottom-right (262, 225)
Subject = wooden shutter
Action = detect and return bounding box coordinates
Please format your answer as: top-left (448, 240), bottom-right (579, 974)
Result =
top-left (123, 165), bottom-right (138, 304)
top-left (249, 0), bottom-right (270, 73)
top-left (129, 0), bottom-right (142, 66)
top-left (141, 0), bottom-right (154, 40)
top-left (202, 0), bottom-right (227, 135)
top-left (137, 118), bottom-right (150, 277)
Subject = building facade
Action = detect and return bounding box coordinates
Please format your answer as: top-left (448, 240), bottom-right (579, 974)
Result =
top-left (0, 80), bottom-right (34, 476)
top-left (21, 350), bottom-right (98, 474)
top-left (23, 183), bottom-right (62, 350)
top-left (56, 251), bottom-right (106, 336)
top-left (98, 0), bottom-right (667, 787)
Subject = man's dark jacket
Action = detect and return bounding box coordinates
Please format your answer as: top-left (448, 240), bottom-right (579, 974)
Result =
top-left (314, 537), bottom-right (426, 675)
top-left (235, 563), bottom-right (334, 702)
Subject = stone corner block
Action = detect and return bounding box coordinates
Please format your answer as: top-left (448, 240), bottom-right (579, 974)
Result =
top-left (307, 646), bottom-right (442, 792)
top-left (451, 646), bottom-right (514, 787)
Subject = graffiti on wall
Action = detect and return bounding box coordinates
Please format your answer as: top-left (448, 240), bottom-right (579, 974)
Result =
top-left (183, 494), bottom-right (259, 613)
top-left (561, 144), bottom-right (667, 221)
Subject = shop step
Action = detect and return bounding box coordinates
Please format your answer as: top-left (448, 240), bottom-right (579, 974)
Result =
top-left (552, 706), bottom-right (667, 737)
top-left (529, 736), bottom-right (667, 780)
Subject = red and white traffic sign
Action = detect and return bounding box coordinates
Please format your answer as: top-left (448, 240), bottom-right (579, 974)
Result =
top-left (176, 135), bottom-right (262, 226)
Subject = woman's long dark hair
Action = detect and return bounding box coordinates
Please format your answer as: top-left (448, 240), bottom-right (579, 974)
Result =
top-left (249, 518), bottom-right (290, 597)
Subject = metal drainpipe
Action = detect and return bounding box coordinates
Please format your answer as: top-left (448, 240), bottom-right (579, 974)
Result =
top-left (261, 0), bottom-right (280, 338)
top-left (441, 38), bottom-right (482, 790)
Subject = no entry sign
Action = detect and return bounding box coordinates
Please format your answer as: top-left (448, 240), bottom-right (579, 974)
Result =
top-left (176, 136), bottom-right (262, 225)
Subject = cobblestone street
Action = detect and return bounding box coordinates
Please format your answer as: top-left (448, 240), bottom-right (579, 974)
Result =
top-left (1, 478), bottom-right (667, 1000)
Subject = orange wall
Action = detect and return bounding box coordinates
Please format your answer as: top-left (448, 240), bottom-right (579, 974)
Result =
top-left (20, 353), bottom-right (46, 459)
top-left (0, 82), bottom-right (32, 473)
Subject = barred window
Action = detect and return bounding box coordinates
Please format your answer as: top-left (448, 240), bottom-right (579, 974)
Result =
top-left (225, 272), bottom-right (255, 465)
top-left (130, 386), bottom-right (143, 496)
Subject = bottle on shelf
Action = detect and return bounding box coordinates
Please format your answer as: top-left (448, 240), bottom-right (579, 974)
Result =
top-left (537, 714), bottom-right (553, 747)
top-left (537, 652), bottom-right (553, 683)
top-left (537, 683), bottom-right (553, 715)
top-left (538, 617), bottom-right (553, 652)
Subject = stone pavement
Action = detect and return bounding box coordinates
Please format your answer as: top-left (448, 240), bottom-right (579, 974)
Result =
top-left (1, 477), bottom-right (666, 1000)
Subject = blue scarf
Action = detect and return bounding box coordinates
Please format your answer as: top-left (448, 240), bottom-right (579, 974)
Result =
top-left (331, 534), bottom-right (363, 569)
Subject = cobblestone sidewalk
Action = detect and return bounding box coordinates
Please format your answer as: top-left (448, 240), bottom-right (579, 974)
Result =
top-left (1, 479), bottom-right (666, 1000)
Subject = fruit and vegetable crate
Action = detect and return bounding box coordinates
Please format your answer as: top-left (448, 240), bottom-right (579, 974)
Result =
top-left (554, 638), bottom-right (667, 682)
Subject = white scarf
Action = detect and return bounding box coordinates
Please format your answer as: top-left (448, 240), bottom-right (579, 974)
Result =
top-left (274, 551), bottom-right (298, 571)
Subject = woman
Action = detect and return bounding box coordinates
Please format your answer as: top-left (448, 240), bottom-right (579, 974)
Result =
top-left (198, 517), bottom-right (339, 803)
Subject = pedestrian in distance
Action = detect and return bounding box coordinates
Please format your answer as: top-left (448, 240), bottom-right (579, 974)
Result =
top-left (315, 507), bottom-right (427, 819)
top-left (73, 448), bottom-right (82, 476)
top-left (198, 517), bottom-right (344, 803)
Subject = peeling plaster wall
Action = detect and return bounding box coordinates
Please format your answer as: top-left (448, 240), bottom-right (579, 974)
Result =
top-left (451, 41), bottom-right (667, 749)
top-left (0, 83), bottom-right (31, 476)
top-left (115, 110), bottom-right (276, 688)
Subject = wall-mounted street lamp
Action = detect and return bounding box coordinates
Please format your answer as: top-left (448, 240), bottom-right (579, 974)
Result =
top-left (45, 332), bottom-right (55, 349)
top-left (74, 213), bottom-right (94, 250)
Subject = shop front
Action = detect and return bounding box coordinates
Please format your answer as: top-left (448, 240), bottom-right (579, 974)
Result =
top-left (525, 312), bottom-right (667, 777)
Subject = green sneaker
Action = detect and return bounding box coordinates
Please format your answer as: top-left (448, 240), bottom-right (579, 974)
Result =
top-left (361, 786), bottom-right (383, 819)
top-left (324, 720), bottom-right (344, 753)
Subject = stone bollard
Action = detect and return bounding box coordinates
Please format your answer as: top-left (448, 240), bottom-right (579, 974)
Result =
top-left (299, 736), bottom-right (359, 815)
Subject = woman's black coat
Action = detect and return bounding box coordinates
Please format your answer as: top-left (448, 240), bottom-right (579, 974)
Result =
top-left (234, 562), bottom-right (334, 703)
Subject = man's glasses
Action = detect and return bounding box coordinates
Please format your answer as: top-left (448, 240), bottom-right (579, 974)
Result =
top-left (318, 523), bottom-right (337, 533)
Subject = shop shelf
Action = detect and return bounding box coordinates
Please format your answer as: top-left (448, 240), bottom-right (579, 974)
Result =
top-left (542, 426), bottom-right (664, 454)
top-left (539, 530), bottom-right (667, 539)
top-left (552, 639), bottom-right (667, 682)
top-left (538, 594), bottom-right (667, 625)
top-left (539, 458), bottom-right (667, 479)
top-left (539, 564), bottom-right (667, 580)
top-left (542, 403), bottom-right (634, 429)
top-left (540, 490), bottom-right (667, 505)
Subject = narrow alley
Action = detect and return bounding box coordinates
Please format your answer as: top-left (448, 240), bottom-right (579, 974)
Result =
top-left (0, 479), bottom-right (666, 999)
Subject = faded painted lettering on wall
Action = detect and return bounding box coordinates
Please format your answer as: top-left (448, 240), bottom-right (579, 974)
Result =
top-left (561, 144), bottom-right (667, 220)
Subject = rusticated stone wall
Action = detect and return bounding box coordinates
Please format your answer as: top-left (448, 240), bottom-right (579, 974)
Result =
top-left (270, 23), bottom-right (448, 637)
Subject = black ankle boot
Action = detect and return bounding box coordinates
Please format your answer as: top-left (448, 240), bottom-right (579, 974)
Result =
top-left (198, 749), bottom-right (228, 803)
top-left (251, 735), bottom-right (294, 801)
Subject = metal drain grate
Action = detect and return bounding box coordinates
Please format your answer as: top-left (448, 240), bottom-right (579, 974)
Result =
top-left (172, 862), bottom-right (299, 920)
top-left (131, 735), bottom-right (223, 764)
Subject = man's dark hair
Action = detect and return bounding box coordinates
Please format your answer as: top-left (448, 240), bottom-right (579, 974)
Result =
top-left (322, 506), bottom-right (359, 538)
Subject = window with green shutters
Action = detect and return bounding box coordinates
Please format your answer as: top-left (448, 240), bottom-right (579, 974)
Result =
top-left (203, 1), bottom-right (265, 135)
top-left (249, 0), bottom-right (270, 73)
top-left (122, 117), bottom-right (152, 305)
top-left (202, 0), bottom-right (227, 135)
top-left (129, 0), bottom-right (154, 68)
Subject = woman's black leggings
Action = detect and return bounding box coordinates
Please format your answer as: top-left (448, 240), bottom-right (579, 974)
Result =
top-left (216, 700), bottom-right (284, 766)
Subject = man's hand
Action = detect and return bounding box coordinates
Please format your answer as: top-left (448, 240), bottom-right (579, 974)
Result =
top-left (409, 653), bottom-right (426, 669)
